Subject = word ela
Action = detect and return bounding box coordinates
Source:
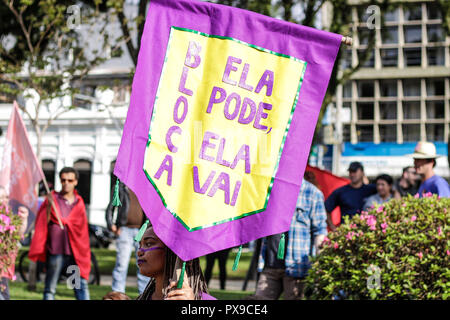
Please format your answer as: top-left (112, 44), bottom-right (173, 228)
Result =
top-left (153, 41), bottom-right (274, 207)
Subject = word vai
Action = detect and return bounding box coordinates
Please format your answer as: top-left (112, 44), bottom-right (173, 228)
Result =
top-left (153, 41), bottom-right (274, 207)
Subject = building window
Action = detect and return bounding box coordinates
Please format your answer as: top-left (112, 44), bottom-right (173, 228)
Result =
top-left (341, 49), bottom-right (352, 69)
top-left (426, 101), bottom-right (445, 119)
top-left (382, 26), bottom-right (398, 44)
top-left (426, 78), bottom-right (445, 96)
top-left (403, 48), bottom-right (422, 66)
top-left (403, 101), bottom-right (421, 119)
top-left (380, 48), bottom-right (398, 67)
top-left (343, 81), bottom-right (352, 98)
top-left (426, 3), bottom-right (442, 20)
top-left (427, 47), bottom-right (445, 66)
top-left (379, 102), bottom-right (397, 120)
top-left (379, 125), bottom-right (397, 142)
top-left (73, 159), bottom-right (92, 205)
top-left (404, 5), bottom-right (422, 21)
top-left (379, 80), bottom-right (397, 97)
top-left (356, 125), bottom-right (373, 142)
top-left (427, 24), bottom-right (445, 42)
top-left (112, 85), bottom-right (130, 104)
top-left (403, 79), bottom-right (421, 97)
top-left (358, 27), bottom-right (371, 45)
top-left (426, 124), bottom-right (445, 141)
top-left (358, 49), bottom-right (375, 68)
top-left (357, 102), bottom-right (374, 120)
top-left (343, 124), bottom-right (351, 142)
top-left (356, 5), bottom-right (370, 23)
top-left (357, 81), bottom-right (374, 97)
top-left (404, 25), bottom-right (422, 43)
top-left (73, 84), bottom-right (97, 109)
top-left (402, 124), bottom-right (421, 142)
top-left (384, 7), bottom-right (399, 22)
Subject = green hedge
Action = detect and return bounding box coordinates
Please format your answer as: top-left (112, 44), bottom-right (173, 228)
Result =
top-left (305, 194), bottom-right (450, 299)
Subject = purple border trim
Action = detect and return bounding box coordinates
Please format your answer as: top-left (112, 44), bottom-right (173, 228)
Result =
top-left (114, 0), bottom-right (342, 260)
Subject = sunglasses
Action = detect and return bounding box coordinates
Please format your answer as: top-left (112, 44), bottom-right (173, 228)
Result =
top-left (61, 179), bottom-right (75, 183)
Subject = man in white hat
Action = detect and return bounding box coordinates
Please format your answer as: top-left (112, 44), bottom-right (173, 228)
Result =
top-left (410, 141), bottom-right (450, 197)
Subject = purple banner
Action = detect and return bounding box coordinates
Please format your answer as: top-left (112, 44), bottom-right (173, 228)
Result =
top-left (114, 0), bottom-right (342, 261)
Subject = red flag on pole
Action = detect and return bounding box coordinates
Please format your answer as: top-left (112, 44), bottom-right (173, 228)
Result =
top-left (0, 101), bottom-right (44, 280)
top-left (0, 101), bottom-right (44, 215)
top-left (305, 165), bottom-right (350, 229)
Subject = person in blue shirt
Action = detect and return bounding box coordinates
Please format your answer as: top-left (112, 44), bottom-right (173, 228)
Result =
top-left (324, 162), bottom-right (377, 231)
top-left (409, 141), bottom-right (450, 198)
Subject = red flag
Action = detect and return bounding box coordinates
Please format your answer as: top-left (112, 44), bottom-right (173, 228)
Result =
top-left (0, 101), bottom-right (44, 214)
top-left (305, 165), bottom-right (350, 229)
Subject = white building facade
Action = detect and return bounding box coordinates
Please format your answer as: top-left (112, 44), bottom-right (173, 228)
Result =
top-left (320, 0), bottom-right (450, 179)
top-left (0, 69), bottom-right (132, 227)
top-left (0, 2), bottom-right (140, 227)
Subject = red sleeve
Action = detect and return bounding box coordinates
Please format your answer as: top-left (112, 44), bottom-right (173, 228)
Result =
top-left (66, 196), bottom-right (91, 280)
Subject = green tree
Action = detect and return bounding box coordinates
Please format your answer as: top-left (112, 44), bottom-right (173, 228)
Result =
top-left (102, 0), bottom-right (449, 144)
top-left (0, 0), bottom-right (122, 159)
top-left (435, 0), bottom-right (450, 35)
top-left (214, 0), bottom-right (388, 141)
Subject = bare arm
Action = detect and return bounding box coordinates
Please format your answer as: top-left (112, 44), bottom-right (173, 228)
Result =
top-left (17, 206), bottom-right (29, 238)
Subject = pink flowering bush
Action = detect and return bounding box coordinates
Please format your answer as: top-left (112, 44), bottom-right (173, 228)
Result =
top-left (305, 194), bottom-right (450, 299)
top-left (0, 204), bottom-right (22, 278)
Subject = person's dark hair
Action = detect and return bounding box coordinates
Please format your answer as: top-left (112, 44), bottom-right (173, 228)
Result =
top-left (431, 159), bottom-right (436, 168)
top-left (348, 161), bottom-right (364, 172)
top-left (375, 174), bottom-right (393, 186)
top-left (402, 166), bottom-right (414, 174)
top-left (304, 171), bottom-right (320, 189)
top-left (137, 226), bottom-right (208, 300)
top-left (59, 167), bottom-right (79, 180)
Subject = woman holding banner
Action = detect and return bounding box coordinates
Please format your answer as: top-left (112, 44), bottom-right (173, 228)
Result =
top-left (135, 225), bottom-right (214, 300)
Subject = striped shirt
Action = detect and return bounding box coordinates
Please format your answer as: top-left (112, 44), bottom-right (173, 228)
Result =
top-left (258, 180), bottom-right (328, 278)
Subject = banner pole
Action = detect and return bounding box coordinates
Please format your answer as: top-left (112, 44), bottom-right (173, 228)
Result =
top-left (341, 36), bottom-right (353, 46)
top-left (42, 175), bottom-right (64, 230)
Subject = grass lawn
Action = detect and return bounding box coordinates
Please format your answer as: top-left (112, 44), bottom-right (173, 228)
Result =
top-left (9, 281), bottom-right (253, 300)
top-left (16, 247), bottom-right (253, 278)
top-left (9, 281), bottom-right (140, 300)
top-left (92, 247), bottom-right (253, 279)
top-left (12, 247), bottom-right (255, 300)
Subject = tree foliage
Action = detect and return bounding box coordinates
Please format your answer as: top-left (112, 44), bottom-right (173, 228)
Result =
top-left (305, 194), bottom-right (450, 300)
top-left (0, 0), bottom-right (122, 158)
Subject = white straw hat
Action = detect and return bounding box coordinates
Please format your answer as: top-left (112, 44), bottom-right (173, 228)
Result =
top-left (408, 141), bottom-right (442, 159)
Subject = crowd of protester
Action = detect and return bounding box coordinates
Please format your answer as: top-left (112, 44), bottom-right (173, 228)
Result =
top-left (1, 141), bottom-right (448, 300)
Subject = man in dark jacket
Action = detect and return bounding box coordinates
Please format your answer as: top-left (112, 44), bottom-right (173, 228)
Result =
top-left (105, 181), bottom-right (150, 294)
top-left (325, 162), bottom-right (377, 231)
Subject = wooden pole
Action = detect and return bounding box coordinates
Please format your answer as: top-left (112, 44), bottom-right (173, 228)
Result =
top-left (41, 175), bottom-right (64, 230)
top-left (341, 36), bottom-right (353, 46)
top-left (29, 175), bottom-right (64, 291)
top-left (167, 257), bottom-right (186, 298)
